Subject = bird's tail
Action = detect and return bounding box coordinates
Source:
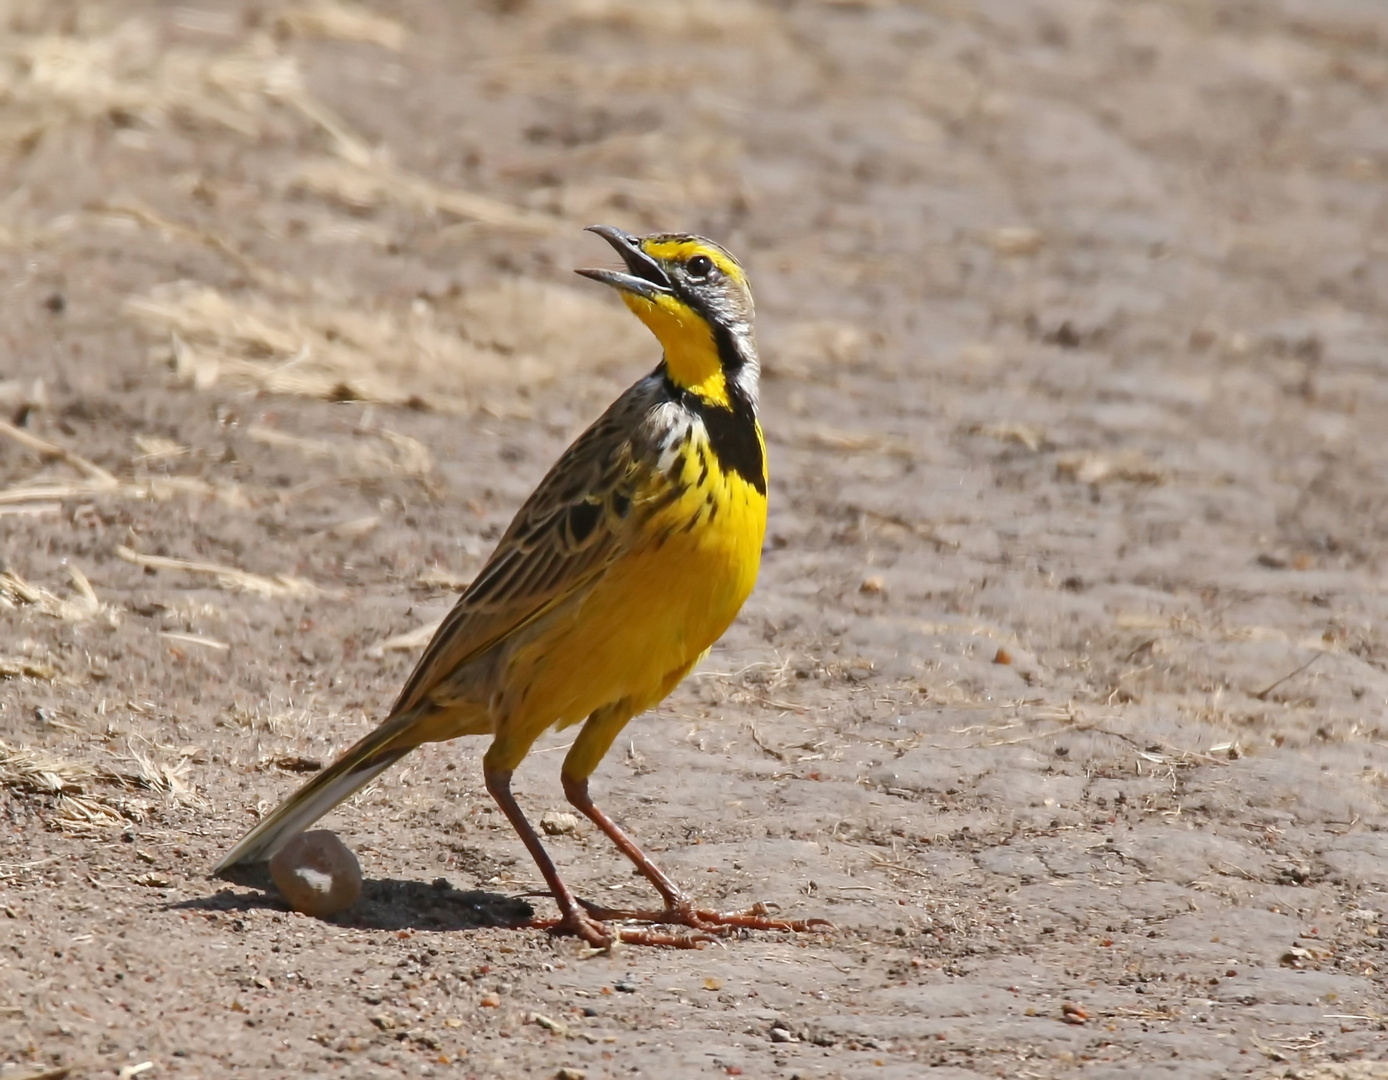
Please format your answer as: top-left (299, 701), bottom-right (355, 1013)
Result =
top-left (214, 713), bottom-right (420, 872)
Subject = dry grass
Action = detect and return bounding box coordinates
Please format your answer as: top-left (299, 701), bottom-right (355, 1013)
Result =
top-left (0, 741), bottom-right (100, 795)
top-left (273, 1), bottom-right (407, 49)
top-left (794, 427), bottom-right (916, 459)
top-left (3, 9), bottom-right (394, 155)
top-left (122, 743), bottom-right (205, 805)
top-left (0, 417), bottom-right (256, 511)
top-left (0, 416), bottom-right (120, 505)
top-left (0, 5), bottom-right (691, 432)
top-left (132, 475), bottom-right (256, 509)
top-left (0, 10), bottom-right (612, 418)
top-left (982, 226), bottom-right (1046, 256)
top-left (290, 156), bottom-right (561, 233)
top-left (93, 202), bottom-right (299, 293)
top-left (0, 565), bottom-right (108, 623)
top-left (0, 7), bottom-right (563, 238)
top-left (0, 655), bottom-right (59, 681)
top-left (1, 397), bottom-right (435, 517)
top-left (247, 424), bottom-right (432, 477)
top-left (416, 566), bottom-right (475, 591)
top-left (965, 421), bottom-right (1049, 452)
top-left (129, 282), bottom-right (485, 408)
top-left (0, 738), bottom-right (205, 834)
top-left (366, 618), bottom-right (443, 659)
top-left (562, 0), bottom-right (778, 39)
top-left (115, 545), bottom-right (328, 599)
top-left (1055, 450), bottom-right (1169, 486)
top-left (3, 21), bottom-right (298, 141)
top-left (128, 277), bottom-right (645, 414)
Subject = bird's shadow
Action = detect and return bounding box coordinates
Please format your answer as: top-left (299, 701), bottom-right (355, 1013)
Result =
top-left (170, 866), bottom-right (534, 932)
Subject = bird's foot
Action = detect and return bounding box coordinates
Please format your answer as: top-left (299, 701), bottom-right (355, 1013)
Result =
top-left (579, 898), bottom-right (834, 937)
top-left (524, 909), bottom-right (713, 950)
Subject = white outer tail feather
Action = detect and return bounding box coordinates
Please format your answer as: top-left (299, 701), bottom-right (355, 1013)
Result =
top-left (213, 748), bottom-right (407, 872)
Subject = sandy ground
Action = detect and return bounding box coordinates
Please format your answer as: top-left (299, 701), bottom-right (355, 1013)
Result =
top-left (4, 1), bottom-right (1388, 1077)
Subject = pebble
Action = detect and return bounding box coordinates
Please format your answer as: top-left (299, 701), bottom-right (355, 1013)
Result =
top-left (540, 811), bottom-right (579, 836)
top-left (269, 830), bottom-right (362, 918)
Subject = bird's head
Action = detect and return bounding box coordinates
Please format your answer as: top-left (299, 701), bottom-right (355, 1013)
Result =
top-left (577, 225), bottom-right (758, 411)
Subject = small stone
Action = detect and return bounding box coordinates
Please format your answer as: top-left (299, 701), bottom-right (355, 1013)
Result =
top-left (984, 226), bottom-right (1045, 256)
top-left (556, 1069), bottom-right (586, 1080)
top-left (859, 574), bottom-right (886, 596)
top-left (540, 811), bottom-right (579, 836)
top-left (269, 830), bottom-right (363, 918)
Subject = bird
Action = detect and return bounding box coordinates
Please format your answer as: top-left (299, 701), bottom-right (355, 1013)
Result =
top-left (216, 224), bottom-right (824, 948)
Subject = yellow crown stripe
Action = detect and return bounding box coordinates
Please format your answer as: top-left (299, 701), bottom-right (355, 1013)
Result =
top-left (640, 238), bottom-right (745, 285)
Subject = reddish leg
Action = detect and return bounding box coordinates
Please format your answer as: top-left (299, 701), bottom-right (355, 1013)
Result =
top-left (484, 766), bottom-right (709, 949)
top-left (562, 772), bottom-right (833, 938)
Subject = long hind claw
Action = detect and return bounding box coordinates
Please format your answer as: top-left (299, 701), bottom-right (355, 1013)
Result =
top-left (578, 898), bottom-right (834, 937)
top-left (522, 911), bottom-right (713, 949)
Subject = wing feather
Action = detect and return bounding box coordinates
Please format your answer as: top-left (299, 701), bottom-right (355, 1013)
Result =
top-left (386, 383), bottom-right (658, 719)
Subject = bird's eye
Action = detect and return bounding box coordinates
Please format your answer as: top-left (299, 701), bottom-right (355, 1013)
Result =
top-left (687, 254), bottom-right (714, 279)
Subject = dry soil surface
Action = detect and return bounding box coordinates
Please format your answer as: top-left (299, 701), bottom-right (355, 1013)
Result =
top-left (4, 1), bottom-right (1388, 1078)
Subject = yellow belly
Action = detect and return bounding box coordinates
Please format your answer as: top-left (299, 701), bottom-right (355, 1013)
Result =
top-left (494, 454), bottom-right (766, 763)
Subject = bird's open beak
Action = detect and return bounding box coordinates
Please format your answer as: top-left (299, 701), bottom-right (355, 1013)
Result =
top-left (575, 224), bottom-right (672, 300)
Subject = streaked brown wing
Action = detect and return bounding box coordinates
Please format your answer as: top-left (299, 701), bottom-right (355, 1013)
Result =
top-left (386, 394), bottom-right (648, 719)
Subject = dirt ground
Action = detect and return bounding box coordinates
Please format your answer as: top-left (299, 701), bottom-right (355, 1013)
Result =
top-left (4, 1), bottom-right (1388, 1077)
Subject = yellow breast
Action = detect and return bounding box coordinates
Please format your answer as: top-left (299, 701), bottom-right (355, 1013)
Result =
top-left (509, 421), bottom-right (767, 733)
